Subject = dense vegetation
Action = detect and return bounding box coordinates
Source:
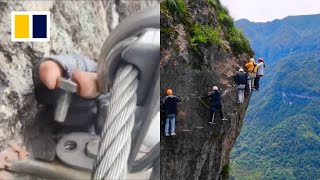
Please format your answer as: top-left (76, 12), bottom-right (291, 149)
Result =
top-left (231, 14), bottom-right (320, 179)
top-left (161, 0), bottom-right (252, 55)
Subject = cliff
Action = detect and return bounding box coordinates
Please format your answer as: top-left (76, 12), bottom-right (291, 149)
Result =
top-left (0, 0), bottom-right (158, 179)
top-left (160, 0), bottom-right (253, 179)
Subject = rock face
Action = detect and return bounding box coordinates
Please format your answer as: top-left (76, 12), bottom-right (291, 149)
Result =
top-left (160, 0), bottom-right (253, 179)
top-left (0, 0), bottom-right (158, 178)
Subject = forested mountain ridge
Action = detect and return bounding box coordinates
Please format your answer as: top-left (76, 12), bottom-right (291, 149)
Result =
top-left (232, 14), bottom-right (320, 179)
top-left (235, 14), bottom-right (320, 63)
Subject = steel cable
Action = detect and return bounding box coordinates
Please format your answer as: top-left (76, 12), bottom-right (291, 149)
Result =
top-left (92, 65), bottom-right (139, 180)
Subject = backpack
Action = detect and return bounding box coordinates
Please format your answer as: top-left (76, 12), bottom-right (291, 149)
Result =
top-left (252, 63), bottom-right (257, 73)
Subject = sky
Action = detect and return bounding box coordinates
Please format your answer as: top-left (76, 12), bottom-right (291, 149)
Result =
top-left (220, 0), bottom-right (320, 22)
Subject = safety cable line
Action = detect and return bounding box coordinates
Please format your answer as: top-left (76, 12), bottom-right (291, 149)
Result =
top-left (92, 65), bottom-right (139, 180)
top-left (196, 98), bottom-right (210, 109)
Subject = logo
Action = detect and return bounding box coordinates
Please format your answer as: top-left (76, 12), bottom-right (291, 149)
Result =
top-left (11, 11), bottom-right (50, 42)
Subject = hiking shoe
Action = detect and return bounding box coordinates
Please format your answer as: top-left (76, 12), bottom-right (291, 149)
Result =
top-left (165, 133), bottom-right (170, 136)
top-left (222, 117), bottom-right (227, 121)
top-left (171, 132), bottom-right (176, 136)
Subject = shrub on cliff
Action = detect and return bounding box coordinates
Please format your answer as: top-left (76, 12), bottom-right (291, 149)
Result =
top-left (164, 0), bottom-right (187, 20)
top-left (227, 27), bottom-right (252, 55)
top-left (191, 23), bottom-right (221, 46)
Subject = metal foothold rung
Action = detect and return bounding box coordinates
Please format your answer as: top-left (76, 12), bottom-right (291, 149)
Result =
top-left (58, 78), bottom-right (78, 93)
top-left (54, 93), bottom-right (72, 123)
top-left (8, 159), bottom-right (90, 180)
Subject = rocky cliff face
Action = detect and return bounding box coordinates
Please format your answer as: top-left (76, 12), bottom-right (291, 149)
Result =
top-left (0, 0), bottom-right (158, 178)
top-left (160, 0), bottom-right (253, 179)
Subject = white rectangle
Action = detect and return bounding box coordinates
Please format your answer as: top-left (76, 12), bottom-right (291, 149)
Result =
top-left (11, 11), bottom-right (50, 42)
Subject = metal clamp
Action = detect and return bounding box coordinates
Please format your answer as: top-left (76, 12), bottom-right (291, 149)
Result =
top-left (95, 29), bottom-right (160, 172)
top-left (96, 5), bottom-right (160, 176)
top-left (53, 5), bottom-right (160, 177)
top-left (97, 6), bottom-right (160, 106)
top-left (54, 77), bottom-right (78, 123)
top-left (55, 29), bottom-right (160, 173)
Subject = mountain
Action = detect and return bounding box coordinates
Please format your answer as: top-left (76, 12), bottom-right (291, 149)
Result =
top-left (160, 0), bottom-right (253, 179)
top-left (235, 14), bottom-right (320, 63)
top-left (231, 15), bottom-right (320, 179)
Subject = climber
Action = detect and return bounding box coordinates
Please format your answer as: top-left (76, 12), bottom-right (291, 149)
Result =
top-left (254, 58), bottom-right (265, 91)
top-left (162, 89), bottom-right (181, 136)
top-left (234, 68), bottom-right (247, 104)
top-left (32, 54), bottom-right (102, 160)
top-left (207, 86), bottom-right (227, 124)
top-left (245, 58), bottom-right (258, 93)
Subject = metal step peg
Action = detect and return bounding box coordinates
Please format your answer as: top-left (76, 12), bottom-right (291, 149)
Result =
top-left (54, 77), bottom-right (78, 123)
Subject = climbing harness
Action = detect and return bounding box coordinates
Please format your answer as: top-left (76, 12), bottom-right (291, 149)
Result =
top-left (2, 5), bottom-right (160, 180)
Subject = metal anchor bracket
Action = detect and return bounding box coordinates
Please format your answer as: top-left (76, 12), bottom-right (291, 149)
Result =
top-left (96, 29), bottom-right (160, 174)
top-left (56, 133), bottom-right (100, 171)
top-left (55, 29), bottom-right (160, 172)
top-left (96, 6), bottom-right (160, 176)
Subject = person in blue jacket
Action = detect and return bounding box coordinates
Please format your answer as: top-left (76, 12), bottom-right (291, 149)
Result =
top-left (162, 89), bottom-right (181, 136)
top-left (234, 68), bottom-right (247, 104)
top-left (207, 86), bottom-right (227, 124)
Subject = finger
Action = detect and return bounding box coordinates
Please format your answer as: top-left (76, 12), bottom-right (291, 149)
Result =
top-left (72, 70), bottom-right (100, 98)
top-left (8, 142), bottom-right (29, 160)
top-left (39, 60), bottom-right (63, 89)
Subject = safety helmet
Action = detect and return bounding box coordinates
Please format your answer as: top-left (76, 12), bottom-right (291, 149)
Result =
top-left (212, 86), bottom-right (218, 91)
top-left (250, 58), bottom-right (255, 62)
top-left (166, 89), bottom-right (173, 95)
top-left (258, 58), bottom-right (264, 62)
top-left (239, 68), bottom-right (244, 72)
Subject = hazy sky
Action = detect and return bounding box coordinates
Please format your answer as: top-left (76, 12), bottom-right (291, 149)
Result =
top-left (220, 0), bottom-right (320, 22)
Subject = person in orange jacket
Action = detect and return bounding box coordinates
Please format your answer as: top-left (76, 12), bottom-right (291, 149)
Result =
top-left (245, 58), bottom-right (258, 93)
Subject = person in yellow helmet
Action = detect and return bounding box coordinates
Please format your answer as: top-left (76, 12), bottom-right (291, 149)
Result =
top-left (162, 89), bottom-right (181, 136)
top-left (245, 58), bottom-right (258, 93)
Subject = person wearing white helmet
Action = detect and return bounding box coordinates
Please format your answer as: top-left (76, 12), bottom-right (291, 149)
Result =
top-left (207, 86), bottom-right (227, 124)
top-left (234, 68), bottom-right (247, 104)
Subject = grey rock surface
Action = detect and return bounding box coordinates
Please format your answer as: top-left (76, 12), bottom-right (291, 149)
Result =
top-left (0, 0), bottom-right (159, 179)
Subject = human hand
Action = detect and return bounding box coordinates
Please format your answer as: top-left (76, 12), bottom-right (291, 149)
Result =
top-left (39, 60), bottom-right (100, 98)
